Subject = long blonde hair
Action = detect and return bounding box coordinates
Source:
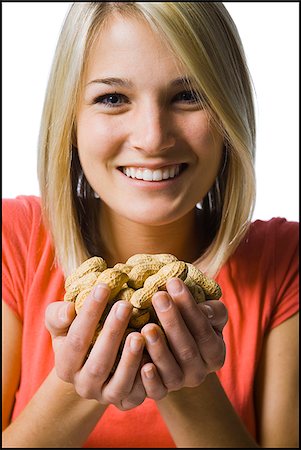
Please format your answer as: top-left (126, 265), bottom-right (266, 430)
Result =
top-left (38, 2), bottom-right (256, 277)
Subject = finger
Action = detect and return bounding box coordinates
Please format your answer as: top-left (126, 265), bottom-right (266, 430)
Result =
top-left (78, 301), bottom-right (133, 389)
top-left (141, 362), bottom-right (168, 400)
top-left (56, 283), bottom-right (111, 380)
top-left (101, 332), bottom-right (145, 405)
top-left (166, 278), bottom-right (225, 372)
top-left (153, 291), bottom-right (201, 372)
top-left (141, 323), bottom-right (184, 391)
top-left (117, 372), bottom-right (146, 411)
top-left (198, 300), bottom-right (228, 333)
top-left (45, 300), bottom-right (76, 339)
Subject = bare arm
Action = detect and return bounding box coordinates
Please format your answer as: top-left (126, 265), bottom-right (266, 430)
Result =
top-left (255, 312), bottom-right (299, 448)
top-left (2, 301), bottom-right (107, 448)
top-left (2, 284), bottom-right (147, 448)
top-left (157, 373), bottom-right (258, 448)
top-left (139, 279), bottom-right (258, 447)
top-left (140, 279), bottom-right (299, 447)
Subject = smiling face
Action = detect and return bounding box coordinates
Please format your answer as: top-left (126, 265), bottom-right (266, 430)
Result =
top-left (76, 13), bottom-right (224, 226)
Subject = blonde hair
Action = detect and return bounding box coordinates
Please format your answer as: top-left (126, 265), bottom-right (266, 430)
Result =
top-left (38, 2), bottom-right (256, 277)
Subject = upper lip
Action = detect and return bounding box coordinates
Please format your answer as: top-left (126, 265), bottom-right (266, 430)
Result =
top-left (117, 162), bottom-right (187, 170)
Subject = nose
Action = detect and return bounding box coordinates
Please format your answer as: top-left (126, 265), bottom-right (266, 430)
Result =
top-left (129, 103), bottom-right (176, 155)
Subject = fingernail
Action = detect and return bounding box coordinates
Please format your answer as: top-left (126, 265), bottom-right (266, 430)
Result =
top-left (115, 302), bottom-right (131, 320)
top-left (203, 304), bottom-right (214, 319)
top-left (130, 336), bottom-right (143, 353)
top-left (144, 366), bottom-right (155, 379)
top-left (145, 328), bottom-right (159, 344)
top-left (153, 293), bottom-right (171, 312)
top-left (93, 283), bottom-right (110, 302)
top-left (59, 302), bottom-right (72, 323)
top-left (167, 278), bottom-right (183, 295)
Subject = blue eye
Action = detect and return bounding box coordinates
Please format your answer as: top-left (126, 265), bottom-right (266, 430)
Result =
top-left (94, 93), bottom-right (128, 107)
top-left (174, 90), bottom-right (200, 103)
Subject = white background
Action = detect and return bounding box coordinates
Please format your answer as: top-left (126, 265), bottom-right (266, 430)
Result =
top-left (2, 2), bottom-right (299, 222)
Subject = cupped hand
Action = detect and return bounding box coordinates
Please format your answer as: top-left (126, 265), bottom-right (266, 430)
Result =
top-left (140, 278), bottom-right (227, 397)
top-left (45, 283), bottom-right (147, 410)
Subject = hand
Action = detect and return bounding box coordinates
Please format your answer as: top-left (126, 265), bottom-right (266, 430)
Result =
top-left (45, 283), bottom-right (147, 410)
top-left (140, 278), bottom-right (227, 398)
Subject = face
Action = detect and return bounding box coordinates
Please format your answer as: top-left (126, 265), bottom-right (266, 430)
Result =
top-left (76, 14), bottom-right (224, 226)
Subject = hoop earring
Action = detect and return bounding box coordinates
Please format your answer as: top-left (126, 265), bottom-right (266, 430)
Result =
top-left (220, 143), bottom-right (229, 176)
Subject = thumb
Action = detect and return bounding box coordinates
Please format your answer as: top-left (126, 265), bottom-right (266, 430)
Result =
top-left (45, 300), bottom-right (76, 338)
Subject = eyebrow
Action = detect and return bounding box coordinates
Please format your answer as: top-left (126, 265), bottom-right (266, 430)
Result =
top-left (86, 76), bottom-right (194, 88)
top-left (86, 77), bottom-right (133, 88)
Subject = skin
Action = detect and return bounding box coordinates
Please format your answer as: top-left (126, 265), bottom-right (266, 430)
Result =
top-left (2, 13), bottom-right (299, 448)
top-left (76, 14), bottom-right (223, 265)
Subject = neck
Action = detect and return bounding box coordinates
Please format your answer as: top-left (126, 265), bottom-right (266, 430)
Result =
top-left (98, 205), bottom-right (206, 267)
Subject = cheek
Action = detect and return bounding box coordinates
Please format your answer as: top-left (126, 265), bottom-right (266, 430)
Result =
top-left (76, 113), bottom-right (122, 162)
top-left (183, 117), bottom-right (224, 169)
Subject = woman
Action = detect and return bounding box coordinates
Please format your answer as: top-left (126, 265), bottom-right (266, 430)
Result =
top-left (2, 2), bottom-right (298, 447)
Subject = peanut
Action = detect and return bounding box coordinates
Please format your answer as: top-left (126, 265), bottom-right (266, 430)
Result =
top-left (130, 261), bottom-right (188, 308)
top-left (63, 253), bottom-right (222, 372)
top-left (65, 256), bottom-right (107, 289)
top-left (185, 263), bottom-right (222, 299)
top-left (113, 263), bottom-right (133, 275)
top-left (129, 307), bottom-right (151, 328)
top-left (64, 271), bottom-right (99, 302)
top-left (127, 261), bottom-right (164, 289)
top-left (95, 268), bottom-right (129, 301)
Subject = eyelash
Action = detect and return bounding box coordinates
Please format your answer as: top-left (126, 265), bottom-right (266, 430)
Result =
top-left (93, 90), bottom-right (201, 108)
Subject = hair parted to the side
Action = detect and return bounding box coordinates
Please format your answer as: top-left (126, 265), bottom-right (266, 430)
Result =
top-left (38, 2), bottom-right (256, 277)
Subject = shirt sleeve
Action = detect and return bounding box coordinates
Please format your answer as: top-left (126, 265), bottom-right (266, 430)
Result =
top-left (2, 196), bottom-right (37, 321)
top-left (269, 218), bottom-right (299, 329)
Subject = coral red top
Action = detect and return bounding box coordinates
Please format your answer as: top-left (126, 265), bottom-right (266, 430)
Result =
top-left (2, 196), bottom-right (299, 448)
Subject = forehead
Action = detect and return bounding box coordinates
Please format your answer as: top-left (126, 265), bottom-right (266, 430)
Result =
top-left (84, 14), bottom-right (186, 84)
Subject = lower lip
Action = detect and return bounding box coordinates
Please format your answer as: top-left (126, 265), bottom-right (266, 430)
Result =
top-left (117, 168), bottom-right (186, 190)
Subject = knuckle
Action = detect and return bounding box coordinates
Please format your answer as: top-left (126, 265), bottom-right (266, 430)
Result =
top-left (160, 316), bottom-right (178, 330)
top-left (187, 370), bottom-right (207, 387)
top-left (165, 373), bottom-right (184, 391)
top-left (76, 383), bottom-right (96, 400)
top-left (196, 328), bottom-right (213, 345)
top-left (104, 321), bottom-right (124, 341)
top-left (125, 392), bottom-right (145, 408)
top-left (147, 387), bottom-right (168, 401)
top-left (106, 387), bottom-right (131, 404)
top-left (206, 340), bottom-right (226, 371)
top-left (67, 332), bottom-right (86, 353)
top-left (177, 346), bottom-right (199, 363)
top-left (215, 302), bottom-right (228, 326)
top-left (55, 365), bottom-right (73, 383)
top-left (86, 361), bottom-right (109, 378)
top-left (212, 348), bottom-right (226, 371)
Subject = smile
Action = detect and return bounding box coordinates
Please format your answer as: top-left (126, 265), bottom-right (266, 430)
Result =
top-left (119, 164), bottom-right (186, 182)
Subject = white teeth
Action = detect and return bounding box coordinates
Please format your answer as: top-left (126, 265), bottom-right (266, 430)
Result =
top-left (162, 168), bottom-right (170, 180)
top-left (135, 169), bottom-right (143, 179)
top-left (142, 169), bottom-right (153, 181)
top-left (152, 169), bottom-right (163, 181)
top-left (122, 164), bottom-right (182, 181)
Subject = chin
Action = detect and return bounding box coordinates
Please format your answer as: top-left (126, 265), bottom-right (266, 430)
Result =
top-left (120, 206), bottom-right (189, 227)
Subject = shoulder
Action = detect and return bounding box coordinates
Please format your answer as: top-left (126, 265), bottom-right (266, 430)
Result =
top-left (219, 217), bottom-right (299, 329)
top-left (242, 216), bottom-right (298, 246)
top-left (232, 217), bottom-right (298, 269)
top-left (2, 194), bottom-right (42, 217)
top-left (2, 195), bottom-right (60, 320)
top-left (2, 195), bottom-right (47, 254)
top-left (2, 195), bottom-right (43, 232)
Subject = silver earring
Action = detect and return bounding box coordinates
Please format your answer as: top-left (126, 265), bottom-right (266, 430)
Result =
top-left (77, 171), bottom-right (84, 197)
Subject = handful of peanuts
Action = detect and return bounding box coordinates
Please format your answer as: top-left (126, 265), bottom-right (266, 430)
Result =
top-left (64, 253), bottom-right (222, 366)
